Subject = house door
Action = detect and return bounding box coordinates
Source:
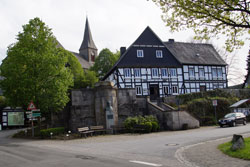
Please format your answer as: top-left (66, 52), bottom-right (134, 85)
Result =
top-left (200, 86), bottom-right (206, 92)
top-left (150, 84), bottom-right (159, 101)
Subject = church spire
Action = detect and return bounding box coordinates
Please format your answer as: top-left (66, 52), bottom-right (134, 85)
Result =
top-left (79, 17), bottom-right (97, 51)
top-left (79, 17), bottom-right (97, 64)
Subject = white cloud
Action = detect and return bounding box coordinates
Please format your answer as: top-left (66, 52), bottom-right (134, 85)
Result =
top-left (0, 0), bottom-right (248, 85)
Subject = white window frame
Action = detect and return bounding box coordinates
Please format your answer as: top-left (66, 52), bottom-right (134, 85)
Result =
top-left (137, 50), bottom-right (144, 58)
top-left (152, 68), bottom-right (158, 78)
top-left (170, 68), bottom-right (177, 77)
top-left (156, 50), bottom-right (163, 58)
top-left (217, 68), bottom-right (223, 78)
top-left (189, 68), bottom-right (195, 79)
top-left (163, 86), bottom-right (169, 95)
top-left (199, 69), bottom-right (205, 79)
top-left (136, 86), bottom-right (142, 95)
top-left (172, 86), bottom-right (178, 94)
top-left (161, 68), bottom-right (168, 78)
top-left (124, 68), bottom-right (131, 78)
top-left (134, 68), bottom-right (141, 78)
top-left (212, 68), bottom-right (217, 79)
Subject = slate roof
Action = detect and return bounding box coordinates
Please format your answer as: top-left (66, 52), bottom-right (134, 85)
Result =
top-left (79, 17), bottom-right (97, 51)
top-left (111, 26), bottom-right (181, 68)
top-left (71, 52), bottom-right (92, 69)
top-left (164, 42), bottom-right (227, 65)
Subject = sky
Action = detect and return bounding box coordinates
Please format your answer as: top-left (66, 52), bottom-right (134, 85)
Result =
top-left (0, 0), bottom-right (249, 86)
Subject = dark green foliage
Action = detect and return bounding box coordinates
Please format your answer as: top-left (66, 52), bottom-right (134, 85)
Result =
top-left (151, 121), bottom-right (160, 132)
top-left (0, 96), bottom-right (7, 110)
top-left (144, 122), bottom-right (152, 133)
top-left (0, 18), bottom-right (73, 114)
top-left (186, 97), bottom-right (239, 125)
top-left (40, 127), bottom-right (65, 138)
top-left (90, 48), bottom-right (120, 80)
top-left (124, 115), bottom-right (159, 133)
top-left (178, 89), bottom-right (233, 104)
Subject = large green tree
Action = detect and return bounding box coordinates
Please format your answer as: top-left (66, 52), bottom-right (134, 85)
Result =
top-left (152, 0), bottom-right (250, 51)
top-left (0, 17), bottom-right (73, 114)
top-left (91, 48), bottom-right (120, 79)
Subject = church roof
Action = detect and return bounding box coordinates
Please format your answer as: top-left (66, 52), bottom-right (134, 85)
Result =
top-left (71, 52), bottom-right (92, 69)
top-left (79, 17), bottom-right (97, 51)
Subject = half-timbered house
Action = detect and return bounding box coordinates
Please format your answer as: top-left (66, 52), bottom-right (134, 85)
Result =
top-left (102, 27), bottom-right (227, 99)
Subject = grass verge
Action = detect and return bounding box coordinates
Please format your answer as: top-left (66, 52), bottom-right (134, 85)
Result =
top-left (218, 137), bottom-right (250, 160)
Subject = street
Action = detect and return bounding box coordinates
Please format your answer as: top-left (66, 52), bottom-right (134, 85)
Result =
top-left (0, 125), bottom-right (250, 167)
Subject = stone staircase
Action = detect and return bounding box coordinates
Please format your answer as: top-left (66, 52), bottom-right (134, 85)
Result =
top-left (146, 97), bottom-right (200, 130)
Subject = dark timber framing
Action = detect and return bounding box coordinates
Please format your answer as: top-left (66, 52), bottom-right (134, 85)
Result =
top-left (103, 26), bottom-right (227, 97)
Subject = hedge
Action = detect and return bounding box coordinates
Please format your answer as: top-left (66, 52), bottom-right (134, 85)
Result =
top-left (40, 127), bottom-right (65, 138)
top-left (124, 115), bottom-right (159, 133)
top-left (186, 97), bottom-right (239, 125)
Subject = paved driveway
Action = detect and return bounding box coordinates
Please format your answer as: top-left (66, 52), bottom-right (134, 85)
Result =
top-left (1, 125), bottom-right (250, 167)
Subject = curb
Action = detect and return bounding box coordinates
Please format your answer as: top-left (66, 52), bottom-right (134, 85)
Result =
top-left (175, 133), bottom-right (250, 167)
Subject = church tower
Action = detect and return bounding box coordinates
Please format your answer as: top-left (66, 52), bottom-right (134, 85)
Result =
top-left (79, 17), bottom-right (98, 64)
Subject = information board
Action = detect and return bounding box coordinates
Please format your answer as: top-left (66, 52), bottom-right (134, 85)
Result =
top-left (8, 112), bottom-right (24, 126)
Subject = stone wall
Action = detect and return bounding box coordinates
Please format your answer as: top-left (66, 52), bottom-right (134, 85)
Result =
top-left (117, 89), bottom-right (146, 125)
top-left (147, 100), bottom-right (199, 130)
top-left (69, 89), bottom-right (95, 132)
top-left (67, 81), bottom-right (199, 132)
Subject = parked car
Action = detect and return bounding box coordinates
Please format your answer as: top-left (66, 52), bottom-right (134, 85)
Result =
top-left (218, 112), bottom-right (246, 127)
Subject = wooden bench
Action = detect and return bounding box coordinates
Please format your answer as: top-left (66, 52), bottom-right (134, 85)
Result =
top-left (78, 127), bottom-right (94, 138)
top-left (90, 125), bottom-right (107, 135)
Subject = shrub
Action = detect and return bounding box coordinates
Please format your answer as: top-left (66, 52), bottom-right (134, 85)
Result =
top-left (124, 117), bottom-right (138, 131)
top-left (40, 127), bottom-right (65, 138)
top-left (151, 121), bottom-right (159, 132)
top-left (144, 122), bottom-right (152, 133)
top-left (186, 97), bottom-right (238, 126)
top-left (124, 115), bottom-right (159, 133)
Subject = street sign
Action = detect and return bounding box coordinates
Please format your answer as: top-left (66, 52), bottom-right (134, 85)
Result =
top-left (32, 113), bottom-right (41, 117)
top-left (212, 100), bottom-right (217, 106)
top-left (27, 101), bottom-right (36, 110)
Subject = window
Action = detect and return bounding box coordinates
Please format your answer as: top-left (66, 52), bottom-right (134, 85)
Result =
top-left (137, 50), bottom-right (144, 57)
top-left (163, 86), bottom-right (169, 95)
top-left (199, 69), bottom-right (205, 78)
top-left (91, 51), bottom-right (95, 62)
top-left (152, 68), bottom-right (158, 78)
top-left (156, 50), bottom-right (163, 58)
top-left (134, 68), bottom-right (141, 78)
top-left (217, 68), bottom-right (223, 78)
top-left (212, 68), bottom-right (217, 79)
top-left (136, 86), bottom-right (142, 95)
top-left (161, 68), bottom-right (168, 78)
top-left (189, 68), bottom-right (195, 78)
top-left (170, 68), bottom-right (177, 77)
top-left (124, 68), bottom-right (131, 78)
top-left (172, 86), bottom-right (178, 94)
top-left (213, 84), bottom-right (219, 89)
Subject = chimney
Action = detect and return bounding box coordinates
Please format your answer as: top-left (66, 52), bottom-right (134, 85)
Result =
top-left (120, 47), bottom-right (126, 56)
top-left (168, 39), bottom-right (175, 43)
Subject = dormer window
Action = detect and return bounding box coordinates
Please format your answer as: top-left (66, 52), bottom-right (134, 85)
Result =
top-left (156, 50), bottom-right (163, 58)
top-left (137, 50), bottom-right (144, 58)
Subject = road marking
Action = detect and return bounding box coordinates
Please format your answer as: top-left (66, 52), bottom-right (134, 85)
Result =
top-left (129, 160), bottom-right (162, 166)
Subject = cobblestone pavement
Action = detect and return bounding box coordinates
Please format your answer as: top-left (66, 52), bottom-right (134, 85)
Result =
top-left (182, 134), bottom-right (250, 167)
